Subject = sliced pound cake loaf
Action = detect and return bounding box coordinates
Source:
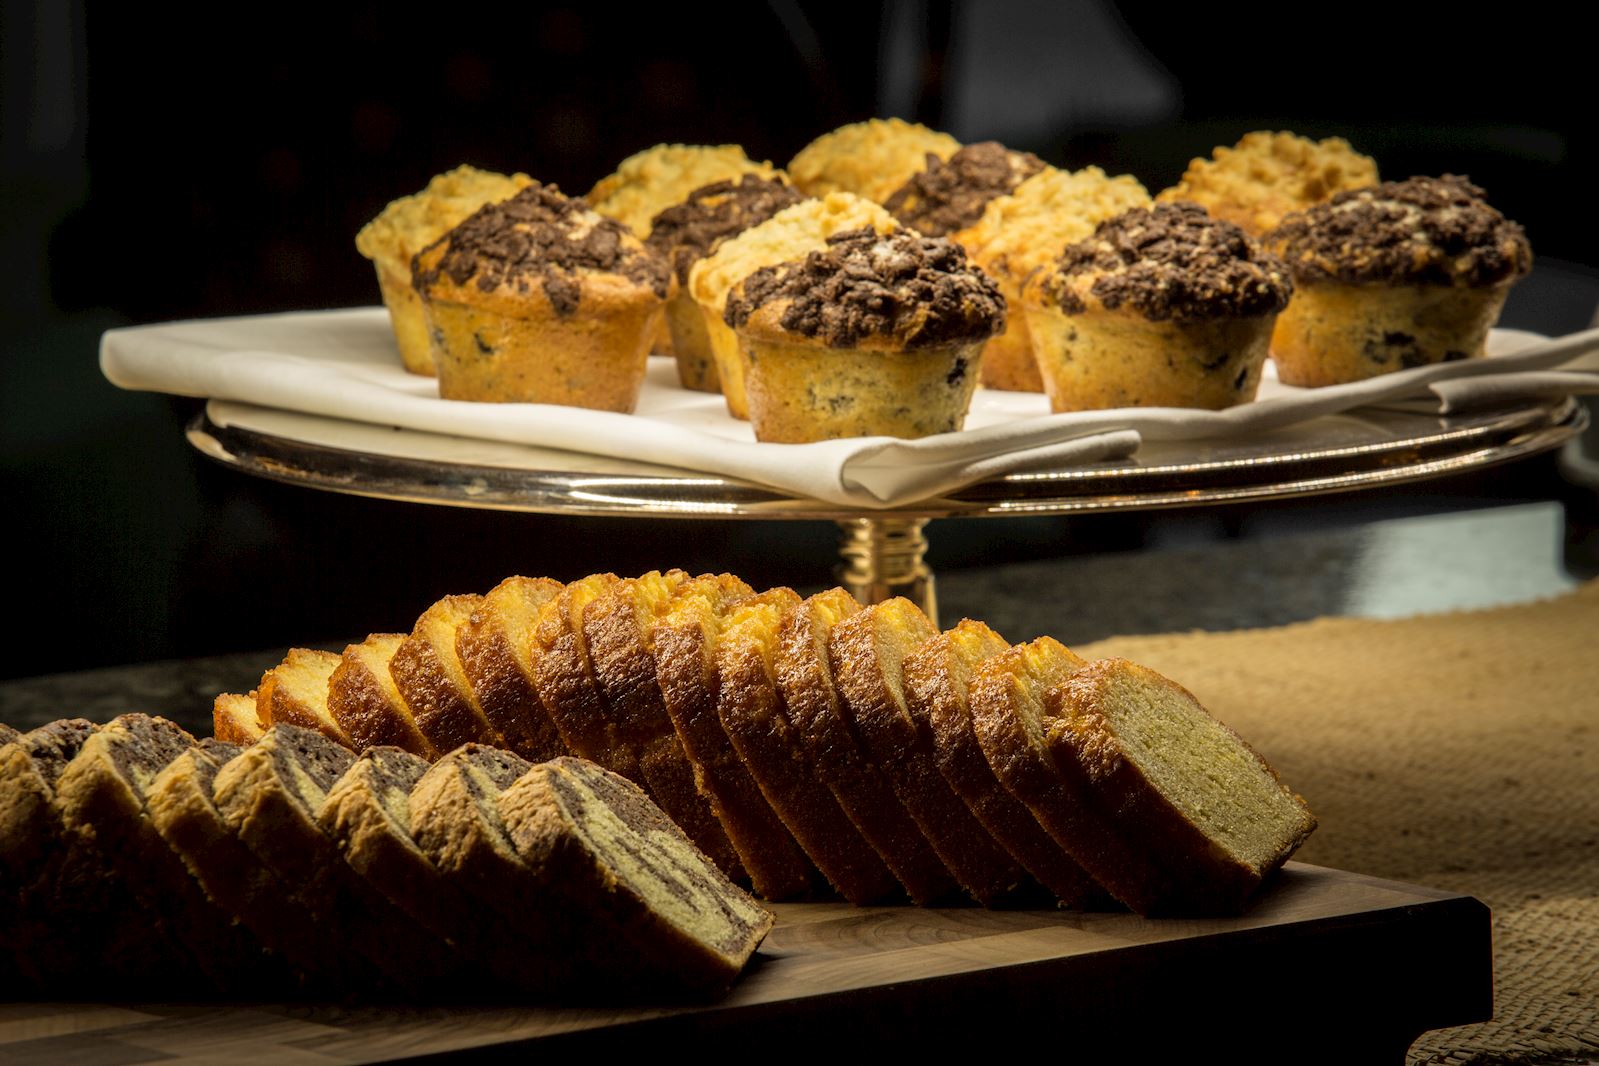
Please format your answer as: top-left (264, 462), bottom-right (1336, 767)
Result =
top-left (715, 587), bottom-right (900, 903)
top-left (257, 648), bottom-right (350, 747)
top-left (392, 594), bottom-right (508, 753)
top-left (904, 621), bottom-right (1101, 906)
top-left (649, 573), bottom-right (813, 896)
top-left (328, 633), bottom-right (437, 758)
top-left (830, 599), bottom-right (1029, 905)
top-left (456, 576), bottom-right (568, 762)
top-left (584, 570), bottom-right (748, 883)
top-left (775, 589), bottom-right (957, 904)
top-left (1044, 658), bottom-right (1317, 915)
top-left (499, 756), bottom-right (774, 997)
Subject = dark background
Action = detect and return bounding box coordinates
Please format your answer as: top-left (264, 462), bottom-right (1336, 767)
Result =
top-left (4, 1), bottom-right (1596, 679)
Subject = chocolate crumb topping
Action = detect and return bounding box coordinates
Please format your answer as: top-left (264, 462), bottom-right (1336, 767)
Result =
top-left (1043, 202), bottom-right (1292, 321)
top-left (414, 182), bottom-right (670, 316)
top-left (725, 227), bottom-right (1006, 348)
top-left (1269, 175), bottom-right (1532, 287)
top-left (883, 142), bottom-right (1046, 236)
top-left (647, 176), bottom-right (807, 284)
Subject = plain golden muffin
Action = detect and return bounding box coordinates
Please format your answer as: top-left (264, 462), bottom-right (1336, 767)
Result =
top-left (1158, 130), bottom-right (1378, 237)
top-left (787, 118), bottom-right (960, 204)
top-left (724, 227), bottom-right (1005, 442)
top-left (646, 175), bottom-right (806, 392)
top-left (411, 183), bottom-right (670, 412)
top-left (1266, 175), bottom-right (1532, 386)
top-left (688, 192), bottom-right (898, 419)
top-left (587, 144), bottom-right (776, 358)
top-left (356, 166), bottom-right (533, 375)
top-left (956, 166), bottom-right (1151, 391)
top-left (1023, 202), bottom-right (1292, 412)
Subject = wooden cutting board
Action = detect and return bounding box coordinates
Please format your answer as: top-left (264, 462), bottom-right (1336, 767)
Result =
top-left (0, 863), bottom-right (1489, 1064)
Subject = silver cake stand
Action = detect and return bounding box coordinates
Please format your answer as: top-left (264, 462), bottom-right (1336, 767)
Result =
top-left (187, 395), bottom-right (1586, 625)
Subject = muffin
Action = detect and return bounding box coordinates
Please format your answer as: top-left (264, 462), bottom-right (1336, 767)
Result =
top-left (882, 141), bottom-right (1046, 237)
top-left (1022, 202), bottom-right (1292, 412)
top-left (1158, 131), bottom-right (1378, 237)
top-left (356, 166), bottom-right (533, 375)
top-left (723, 228), bottom-right (1005, 442)
top-left (411, 183), bottom-right (671, 412)
top-left (646, 175), bottom-right (806, 392)
top-left (688, 192), bottom-right (898, 419)
top-left (588, 144), bottom-right (776, 357)
top-left (957, 166), bottom-right (1152, 391)
top-left (1266, 175), bottom-right (1532, 386)
top-left (787, 118), bottom-right (960, 204)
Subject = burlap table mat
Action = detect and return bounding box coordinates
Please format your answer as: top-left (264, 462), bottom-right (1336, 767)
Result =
top-left (1079, 580), bottom-right (1599, 1065)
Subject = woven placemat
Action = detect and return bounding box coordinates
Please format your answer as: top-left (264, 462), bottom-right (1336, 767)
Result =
top-left (1080, 580), bottom-right (1599, 1065)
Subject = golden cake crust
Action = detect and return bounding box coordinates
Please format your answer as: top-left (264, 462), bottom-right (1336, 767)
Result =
top-left (456, 576), bottom-right (568, 762)
top-left (788, 118), bottom-right (960, 203)
top-left (1158, 130), bottom-right (1378, 236)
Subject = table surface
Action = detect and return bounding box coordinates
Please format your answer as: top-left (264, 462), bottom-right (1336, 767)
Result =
top-left (0, 863), bottom-right (1489, 1064)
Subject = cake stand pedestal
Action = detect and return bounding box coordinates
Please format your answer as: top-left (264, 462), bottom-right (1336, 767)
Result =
top-left (187, 394), bottom-right (1585, 625)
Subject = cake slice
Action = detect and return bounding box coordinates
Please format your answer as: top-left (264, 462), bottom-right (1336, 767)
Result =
top-left (904, 620), bottom-right (1101, 906)
top-left (1044, 658), bottom-right (1318, 915)
top-left (499, 757), bottom-right (775, 996)
top-left (213, 691), bottom-right (266, 744)
top-left (649, 575), bottom-right (816, 898)
top-left (257, 648), bottom-right (350, 746)
top-left (407, 744), bottom-right (566, 993)
top-left (456, 575), bottom-right (568, 761)
top-left (391, 594), bottom-right (507, 754)
top-left (587, 570), bottom-right (752, 886)
top-left (529, 573), bottom-right (630, 774)
top-left (328, 633), bottom-right (437, 758)
top-left (713, 587), bottom-right (899, 903)
top-left (319, 745), bottom-right (487, 976)
top-left (149, 738), bottom-right (337, 989)
top-left (969, 637), bottom-right (1150, 909)
top-left (0, 719), bottom-right (99, 985)
top-left (40, 715), bottom-right (204, 988)
top-left (830, 599), bottom-right (1030, 905)
top-left (214, 724), bottom-right (454, 991)
top-left (774, 589), bottom-right (958, 904)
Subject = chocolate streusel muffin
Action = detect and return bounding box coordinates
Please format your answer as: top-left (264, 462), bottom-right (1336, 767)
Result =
top-left (1023, 203), bottom-right (1291, 412)
top-left (1267, 175), bottom-right (1532, 386)
top-left (647, 175), bottom-right (806, 392)
top-left (724, 227), bottom-right (1005, 442)
top-left (412, 183), bottom-right (670, 412)
top-left (957, 166), bottom-right (1152, 392)
top-left (788, 118), bottom-right (960, 204)
top-left (882, 141), bottom-right (1046, 237)
top-left (356, 166), bottom-right (533, 376)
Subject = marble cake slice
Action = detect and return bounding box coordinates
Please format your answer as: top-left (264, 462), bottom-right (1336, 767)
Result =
top-left (711, 586), bottom-right (899, 903)
top-left (40, 714), bottom-right (205, 989)
top-left (499, 757), bottom-right (775, 997)
top-left (0, 719), bottom-right (99, 989)
top-left (904, 621), bottom-right (1101, 907)
top-left (830, 599), bottom-right (1030, 905)
top-left (149, 738), bottom-right (334, 990)
top-left (775, 589), bottom-right (958, 904)
top-left (213, 724), bottom-right (455, 993)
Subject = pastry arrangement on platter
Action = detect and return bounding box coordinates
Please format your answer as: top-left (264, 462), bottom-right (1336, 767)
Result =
top-left (1, 570), bottom-right (1316, 998)
top-left (356, 121), bottom-right (1532, 442)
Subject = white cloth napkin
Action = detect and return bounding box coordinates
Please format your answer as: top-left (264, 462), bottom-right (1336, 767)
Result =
top-left (100, 309), bottom-right (1599, 509)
